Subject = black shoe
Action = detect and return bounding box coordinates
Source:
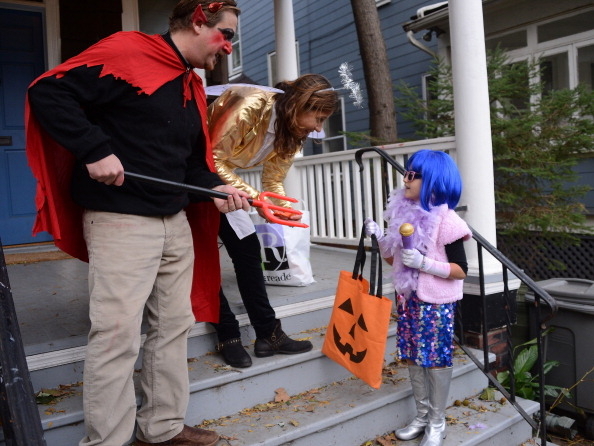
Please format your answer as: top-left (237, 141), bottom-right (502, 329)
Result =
top-left (216, 338), bottom-right (252, 368)
top-left (254, 322), bottom-right (313, 358)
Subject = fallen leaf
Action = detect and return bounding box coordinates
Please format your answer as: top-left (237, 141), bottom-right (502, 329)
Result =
top-left (376, 432), bottom-right (397, 445)
top-left (479, 387), bottom-right (495, 400)
top-left (274, 388), bottom-right (291, 403)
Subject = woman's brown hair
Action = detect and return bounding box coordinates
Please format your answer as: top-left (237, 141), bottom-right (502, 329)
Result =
top-left (273, 74), bottom-right (339, 159)
top-left (169, 0), bottom-right (240, 32)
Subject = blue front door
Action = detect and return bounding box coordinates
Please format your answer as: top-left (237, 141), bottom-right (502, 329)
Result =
top-left (0, 7), bottom-right (51, 246)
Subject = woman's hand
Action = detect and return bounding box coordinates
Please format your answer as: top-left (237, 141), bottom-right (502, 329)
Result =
top-left (256, 198), bottom-right (302, 223)
top-left (272, 208), bottom-right (302, 222)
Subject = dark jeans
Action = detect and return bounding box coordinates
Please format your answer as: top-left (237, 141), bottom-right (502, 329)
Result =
top-left (211, 213), bottom-right (277, 342)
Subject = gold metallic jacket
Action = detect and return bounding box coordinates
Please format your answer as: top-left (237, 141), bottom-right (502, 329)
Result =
top-left (208, 86), bottom-right (299, 206)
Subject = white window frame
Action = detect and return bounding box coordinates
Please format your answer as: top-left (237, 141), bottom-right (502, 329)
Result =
top-left (321, 96), bottom-right (347, 153)
top-left (228, 16), bottom-right (242, 79)
top-left (267, 42), bottom-right (300, 87)
top-left (491, 8), bottom-right (594, 91)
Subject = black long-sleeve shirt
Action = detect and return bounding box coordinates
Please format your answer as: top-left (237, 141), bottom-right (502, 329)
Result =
top-left (28, 34), bottom-right (223, 216)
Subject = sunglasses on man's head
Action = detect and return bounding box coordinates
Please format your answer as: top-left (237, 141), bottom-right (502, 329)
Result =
top-left (218, 28), bottom-right (235, 41)
top-left (403, 170), bottom-right (422, 181)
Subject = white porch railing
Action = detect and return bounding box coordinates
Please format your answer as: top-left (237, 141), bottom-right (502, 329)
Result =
top-left (239, 136), bottom-right (456, 247)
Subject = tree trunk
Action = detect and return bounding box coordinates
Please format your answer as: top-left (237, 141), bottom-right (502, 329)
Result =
top-left (350, 0), bottom-right (397, 144)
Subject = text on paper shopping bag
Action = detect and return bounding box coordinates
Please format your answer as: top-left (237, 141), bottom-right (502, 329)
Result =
top-left (255, 223), bottom-right (289, 272)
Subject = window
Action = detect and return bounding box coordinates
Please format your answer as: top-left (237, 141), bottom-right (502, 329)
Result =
top-left (322, 98), bottom-right (346, 153)
top-left (577, 44), bottom-right (594, 91)
top-left (537, 10), bottom-right (594, 44)
top-left (303, 97), bottom-right (346, 155)
top-left (267, 42), bottom-right (300, 87)
top-left (422, 73), bottom-right (437, 120)
top-left (540, 53), bottom-right (569, 94)
top-left (487, 8), bottom-right (594, 94)
top-left (486, 30), bottom-right (527, 52)
top-left (228, 17), bottom-right (242, 78)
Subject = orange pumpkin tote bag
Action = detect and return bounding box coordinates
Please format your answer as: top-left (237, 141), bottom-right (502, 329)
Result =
top-left (322, 228), bottom-right (393, 389)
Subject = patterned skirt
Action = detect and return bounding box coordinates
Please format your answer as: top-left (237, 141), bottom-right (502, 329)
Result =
top-left (396, 293), bottom-right (456, 368)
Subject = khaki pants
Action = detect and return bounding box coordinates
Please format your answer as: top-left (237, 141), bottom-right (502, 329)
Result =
top-left (79, 210), bottom-right (195, 446)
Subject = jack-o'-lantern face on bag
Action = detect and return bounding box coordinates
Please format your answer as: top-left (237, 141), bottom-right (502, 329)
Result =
top-left (322, 268), bottom-right (392, 389)
top-left (331, 297), bottom-right (368, 363)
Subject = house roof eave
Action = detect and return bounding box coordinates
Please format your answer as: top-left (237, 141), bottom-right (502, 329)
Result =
top-left (402, 0), bottom-right (508, 33)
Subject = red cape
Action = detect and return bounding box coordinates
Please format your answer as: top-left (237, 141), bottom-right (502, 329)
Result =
top-left (25, 31), bottom-right (221, 322)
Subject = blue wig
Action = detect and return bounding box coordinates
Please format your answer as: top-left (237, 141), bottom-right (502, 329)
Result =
top-left (406, 150), bottom-right (462, 211)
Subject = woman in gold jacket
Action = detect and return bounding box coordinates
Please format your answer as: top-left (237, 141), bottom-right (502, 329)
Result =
top-left (207, 74), bottom-right (338, 367)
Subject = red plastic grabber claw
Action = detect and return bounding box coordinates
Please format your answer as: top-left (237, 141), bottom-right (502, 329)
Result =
top-left (251, 191), bottom-right (309, 228)
top-left (123, 172), bottom-right (309, 228)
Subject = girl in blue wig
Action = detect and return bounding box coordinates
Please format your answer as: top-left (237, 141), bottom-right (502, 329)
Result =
top-left (365, 149), bottom-right (472, 446)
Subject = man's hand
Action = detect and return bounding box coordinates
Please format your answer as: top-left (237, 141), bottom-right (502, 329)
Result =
top-left (87, 154), bottom-right (124, 186)
top-left (212, 185), bottom-right (250, 213)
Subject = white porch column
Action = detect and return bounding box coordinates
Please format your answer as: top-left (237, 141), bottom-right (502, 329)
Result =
top-left (273, 0), bottom-right (301, 200)
top-left (449, 0), bottom-right (521, 339)
top-left (274, 0), bottom-right (299, 82)
top-left (448, 0), bottom-right (500, 278)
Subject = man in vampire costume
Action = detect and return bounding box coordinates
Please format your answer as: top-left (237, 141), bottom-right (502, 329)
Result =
top-left (25, 1), bottom-right (248, 445)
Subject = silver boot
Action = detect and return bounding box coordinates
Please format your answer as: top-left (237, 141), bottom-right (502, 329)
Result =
top-left (419, 366), bottom-right (453, 446)
top-left (396, 364), bottom-right (428, 440)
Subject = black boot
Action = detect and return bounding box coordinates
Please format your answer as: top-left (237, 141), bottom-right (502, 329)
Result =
top-left (254, 321), bottom-right (313, 357)
top-left (216, 338), bottom-right (252, 368)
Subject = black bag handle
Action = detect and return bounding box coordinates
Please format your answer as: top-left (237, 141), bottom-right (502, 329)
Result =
top-left (369, 234), bottom-right (383, 298)
top-left (352, 226), bottom-right (383, 299)
top-left (352, 225), bottom-right (367, 280)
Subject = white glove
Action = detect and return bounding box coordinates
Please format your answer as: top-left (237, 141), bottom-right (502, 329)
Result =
top-left (364, 217), bottom-right (383, 239)
top-left (402, 249), bottom-right (451, 279)
top-left (401, 249), bottom-right (424, 269)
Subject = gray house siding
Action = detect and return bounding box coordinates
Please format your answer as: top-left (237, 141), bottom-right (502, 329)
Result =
top-left (381, 0), bottom-right (437, 139)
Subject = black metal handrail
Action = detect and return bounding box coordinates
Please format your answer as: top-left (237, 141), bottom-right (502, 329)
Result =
top-left (0, 239), bottom-right (46, 445)
top-left (355, 146), bottom-right (558, 445)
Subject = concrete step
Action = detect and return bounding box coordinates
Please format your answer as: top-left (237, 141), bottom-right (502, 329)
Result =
top-left (198, 380), bottom-right (538, 446)
top-left (33, 324), bottom-right (400, 444)
top-left (30, 327), bottom-right (494, 446)
top-left (186, 348), bottom-right (497, 446)
top-left (27, 276), bottom-right (396, 392)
